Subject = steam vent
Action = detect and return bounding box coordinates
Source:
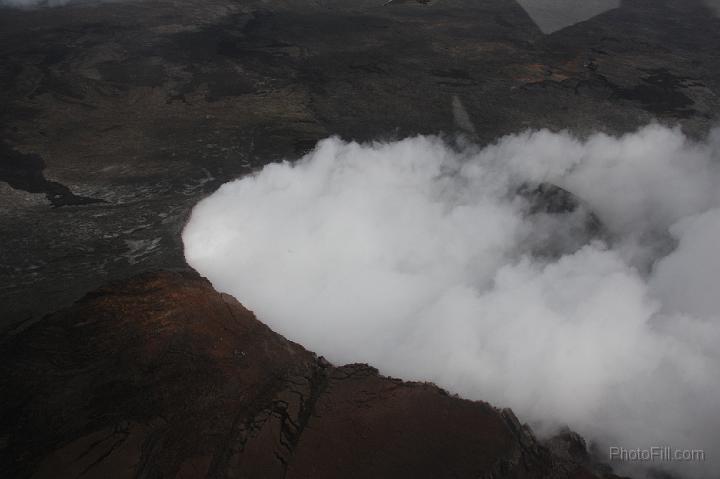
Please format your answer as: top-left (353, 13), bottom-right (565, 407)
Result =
top-left (2, 0), bottom-right (720, 478)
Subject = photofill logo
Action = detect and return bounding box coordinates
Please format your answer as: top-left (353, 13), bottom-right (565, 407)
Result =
top-left (609, 446), bottom-right (706, 463)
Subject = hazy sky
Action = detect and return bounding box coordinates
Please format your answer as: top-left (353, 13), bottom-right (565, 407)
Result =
top-left (516, 0), bottom-right (620, 33)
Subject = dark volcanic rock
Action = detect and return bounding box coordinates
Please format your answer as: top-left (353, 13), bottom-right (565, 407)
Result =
top-left (0, 141), bottom-right (104, 207)
top-left (0, 271), bottom-right (619, 479)
top-left (518, 183), bottom-right (606, 258)
top-left (543, 428), bottom-right (592, 465)
top-left (2, 0), bottom-right (720, 327)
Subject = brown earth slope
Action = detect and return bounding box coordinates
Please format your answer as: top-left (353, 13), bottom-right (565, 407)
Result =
top-left (0, 271), bottom-right (620, 479)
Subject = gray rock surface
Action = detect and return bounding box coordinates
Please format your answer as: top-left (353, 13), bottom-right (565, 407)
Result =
top-left (1, 0), bottom-right (719, 327)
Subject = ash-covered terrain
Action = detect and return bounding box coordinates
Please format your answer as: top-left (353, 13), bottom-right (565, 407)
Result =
top-left (2, 0), bottom-right (720, 328)
top-left (2, 1), bottom-right (720, 478)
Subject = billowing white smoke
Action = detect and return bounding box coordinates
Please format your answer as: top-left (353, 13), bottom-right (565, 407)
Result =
top-left (183, 125), bottom-right (720, 477)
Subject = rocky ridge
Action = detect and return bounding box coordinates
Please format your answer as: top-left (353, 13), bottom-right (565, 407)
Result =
top-left (0, 271), bottom-right (624, 479)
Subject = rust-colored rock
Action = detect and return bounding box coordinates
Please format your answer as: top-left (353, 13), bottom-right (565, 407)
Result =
top-left (0, 271), bottom-right (616, 478)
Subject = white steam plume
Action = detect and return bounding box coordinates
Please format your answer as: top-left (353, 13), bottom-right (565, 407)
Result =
top-left (183, 125), bottom-right (720, 478)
